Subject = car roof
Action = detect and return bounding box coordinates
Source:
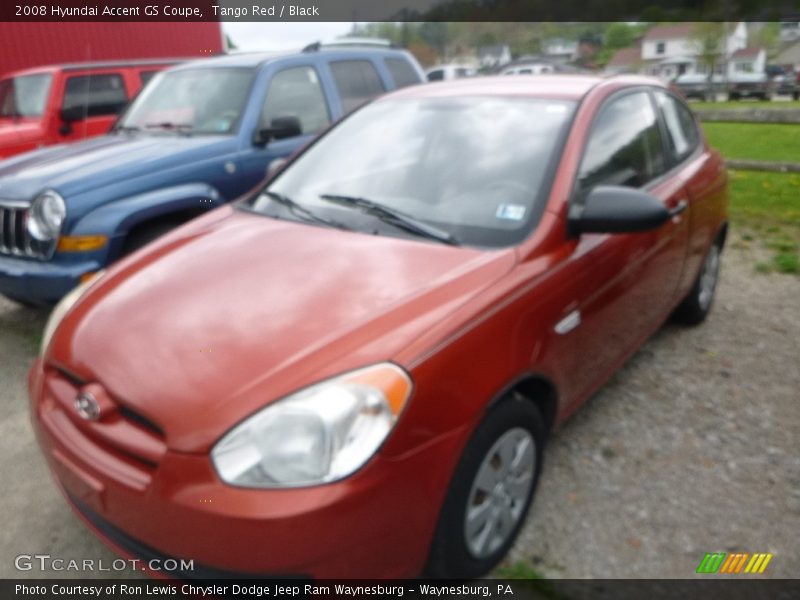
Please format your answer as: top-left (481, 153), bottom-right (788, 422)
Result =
top-left (388, 74), bottom-right (667, 102)
top-left (2, 59), bottom-right (180, 78)
top-left (172, 47), bottom-right (413, 71)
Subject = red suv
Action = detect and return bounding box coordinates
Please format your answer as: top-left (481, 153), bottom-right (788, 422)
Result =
top-left (30, 75), bottom-right (728, 579)
top-left (0, 60), bottom-right (176, 159)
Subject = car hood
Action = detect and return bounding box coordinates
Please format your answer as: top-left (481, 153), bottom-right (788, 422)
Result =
top-left (0, 133), bottom-right (232, 200)
top-left (51, 208), bottom-right (515, 451)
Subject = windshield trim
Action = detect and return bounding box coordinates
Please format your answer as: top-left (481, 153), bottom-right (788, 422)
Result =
top-left (243, 95), bottom-right (580, 249)
top-left (115, 66), bottom-right (257, 137)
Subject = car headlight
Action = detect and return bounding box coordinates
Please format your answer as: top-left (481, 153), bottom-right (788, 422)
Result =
top-left (211, 363), bottom-right (413, 488)
top-left (28, 190), bottom-right (66, 241)
top-left (40, 271), bottom-right (104, 355)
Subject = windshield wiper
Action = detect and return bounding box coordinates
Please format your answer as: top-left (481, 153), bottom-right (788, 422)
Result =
top-left (144, 122), bottom-right (193, 135)
top-left (261, 191), bottom-right (352, 232)
top-left (319, 194), bottom-right (458, 245)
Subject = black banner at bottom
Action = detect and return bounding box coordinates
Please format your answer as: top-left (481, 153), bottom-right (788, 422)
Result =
top-left (4, 579), bottom-right (800, 600)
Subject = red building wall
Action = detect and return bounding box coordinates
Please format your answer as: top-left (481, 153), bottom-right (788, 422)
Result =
top-left (0, 22), bottom-right (223, 76)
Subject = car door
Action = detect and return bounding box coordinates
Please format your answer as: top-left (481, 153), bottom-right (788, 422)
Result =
top-left (237, 64), bottom-right (333, 195)
top-left (653, 89), bottom-right (720, 301)
top-left (546, 89), bottom-right (690, 410)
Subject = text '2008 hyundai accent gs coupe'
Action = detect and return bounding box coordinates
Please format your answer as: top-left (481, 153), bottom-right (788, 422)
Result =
top-left (29, 75), bottom-right (728, 579)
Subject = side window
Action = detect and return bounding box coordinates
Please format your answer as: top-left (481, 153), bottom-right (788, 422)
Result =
top-left (427, 69), bottom-right (444, 82)
top-left (260, 66), bottom-right (330, 136)
top-left (579, 91), bottom-right (667, 190)
top-left (139, 71), bottom-right (159, 87)
top-left (655, 91), bottom-right (700, 162)
top-left (330, 60), bottom-right (386, 113)
top-left (62, 73), bottom-right (128, 117)
top-left (384, 58), bottom-right (421, 88)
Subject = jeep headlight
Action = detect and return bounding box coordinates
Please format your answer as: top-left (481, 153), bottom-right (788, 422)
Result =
top-left (28, 190), bottom-right (66, 241)
top-left (40, 271), bottom-right (104, 355)
top-left (212, 363), bottom-right (412, 488)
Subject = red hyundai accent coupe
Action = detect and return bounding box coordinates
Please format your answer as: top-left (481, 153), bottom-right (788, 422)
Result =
top-left (30, 75), bottom-right (727, 579)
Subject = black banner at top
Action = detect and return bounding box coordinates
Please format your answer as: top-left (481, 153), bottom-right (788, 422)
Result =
top-left (3, 0), bottom-right (800, 22)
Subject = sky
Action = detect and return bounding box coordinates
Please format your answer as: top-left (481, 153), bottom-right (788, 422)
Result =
top-left (223, 23), bottom-right (356, 52)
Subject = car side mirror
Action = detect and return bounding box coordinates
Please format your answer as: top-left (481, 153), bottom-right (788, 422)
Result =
top-left (568, 185), bottom-right (670, 235)
top-left (254, 116), bottom-right (302, 146)
top-left (59, 105), bottom-right (86, 135)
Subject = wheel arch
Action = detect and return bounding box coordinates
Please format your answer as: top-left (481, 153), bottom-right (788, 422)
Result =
top-left (487, 372), bottom-right (559, 438)
top-left (71, 183), bottom-right (224, 261)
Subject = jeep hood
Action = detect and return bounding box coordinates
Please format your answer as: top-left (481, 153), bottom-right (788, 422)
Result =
top-left (0, 133), bottom-right (233, 200)
top-left (50, 208), bottom-right (515, 451)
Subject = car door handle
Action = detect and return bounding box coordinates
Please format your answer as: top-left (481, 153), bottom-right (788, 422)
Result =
top-left (668, 200), bottom-right (688, 217)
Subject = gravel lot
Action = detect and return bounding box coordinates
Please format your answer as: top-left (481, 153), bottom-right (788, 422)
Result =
top-left (1, 239), bottom-right (798, 579)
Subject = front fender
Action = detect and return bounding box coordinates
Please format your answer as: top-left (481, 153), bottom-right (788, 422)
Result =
top-left (70, 183), bottom-right (223, 237)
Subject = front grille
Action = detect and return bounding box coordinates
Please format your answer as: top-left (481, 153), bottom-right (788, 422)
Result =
top-left (45, 367), bottom-right (167, 473)
top-left (0, 201), bottom-right (57, 259)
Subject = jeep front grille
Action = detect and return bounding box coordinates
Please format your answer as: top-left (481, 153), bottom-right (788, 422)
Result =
top-left (0, 201), bottom-right (57, 259)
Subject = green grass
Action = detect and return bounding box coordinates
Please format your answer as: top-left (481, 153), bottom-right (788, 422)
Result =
top-left (728, 170), bottom-right (800, 274)
top-left (691, 100), bottom-right (800, 110)
top-left (703, 123), bottom-right (800, 163)
top-left (493, 561), bottom-right (566, 600)
top-left (495, 560), bottom-right (547, 579)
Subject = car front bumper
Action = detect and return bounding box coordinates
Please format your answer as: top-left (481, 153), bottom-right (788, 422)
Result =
top-left (28, 359), bottom-right (462, 579)
top-left (0, 254), bottom-right (100, 305)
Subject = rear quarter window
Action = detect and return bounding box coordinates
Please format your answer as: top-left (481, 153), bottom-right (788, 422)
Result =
top-left (384, 58), bottom-right (421, 88)
top-left (655, 90), bottom-right (700, 163)
top-left (329, 60), bottom-right (386, 113)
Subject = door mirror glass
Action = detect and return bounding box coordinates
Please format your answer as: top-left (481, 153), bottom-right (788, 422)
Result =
top-left (569, 186), bottom-right (670, 235)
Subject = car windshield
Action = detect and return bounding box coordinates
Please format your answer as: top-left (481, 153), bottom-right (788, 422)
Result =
top-left (0, 74), bottom-right (53, 118)
top-left (247, 96), bottom-right (576, 247)
top-left (117, 67), bottom-right (255, 135)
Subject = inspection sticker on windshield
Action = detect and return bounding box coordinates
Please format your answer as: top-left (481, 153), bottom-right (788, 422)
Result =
top-left (496, 203), bottom-right (526, 221)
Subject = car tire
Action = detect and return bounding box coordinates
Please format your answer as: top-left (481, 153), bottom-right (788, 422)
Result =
top-left (672, 240), bottom-right (722, 326)
top-left (424, 393), bottom-right (545, 578)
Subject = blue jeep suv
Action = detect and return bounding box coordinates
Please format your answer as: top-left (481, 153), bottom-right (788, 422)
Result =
top-left (0, 45), bottom-right (423, 305)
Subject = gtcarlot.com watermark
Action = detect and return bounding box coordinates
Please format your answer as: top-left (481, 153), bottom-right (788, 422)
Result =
top-left (15, 554), bottom-right (194, 573)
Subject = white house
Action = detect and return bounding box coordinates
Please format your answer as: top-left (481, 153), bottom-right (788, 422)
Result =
top-left (542, 38), bottom-right (579, 63)
top-left (728, 47), bottom-right (767, 76)
top-left (780, 22), bottom-right (800, 43)
top-left (477, 44), bottom-right (512, 70)
top-left (607, 22), bottom-right (752, 80)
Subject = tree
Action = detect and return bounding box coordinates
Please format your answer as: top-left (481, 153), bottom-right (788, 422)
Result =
top-left (753, 22), bottom-right (781, 61)
top-left (604, 22), bottom-right (637, 50)
top-left (690, 22), bottom-right (727, 80)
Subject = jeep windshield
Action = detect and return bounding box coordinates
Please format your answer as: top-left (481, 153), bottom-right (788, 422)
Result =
top-left (117, 68), bottom-right (255, 135)
top-left (245, 96), bottom-right (576, 248)
top-left (0, 74), bottom-right (53, 119)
